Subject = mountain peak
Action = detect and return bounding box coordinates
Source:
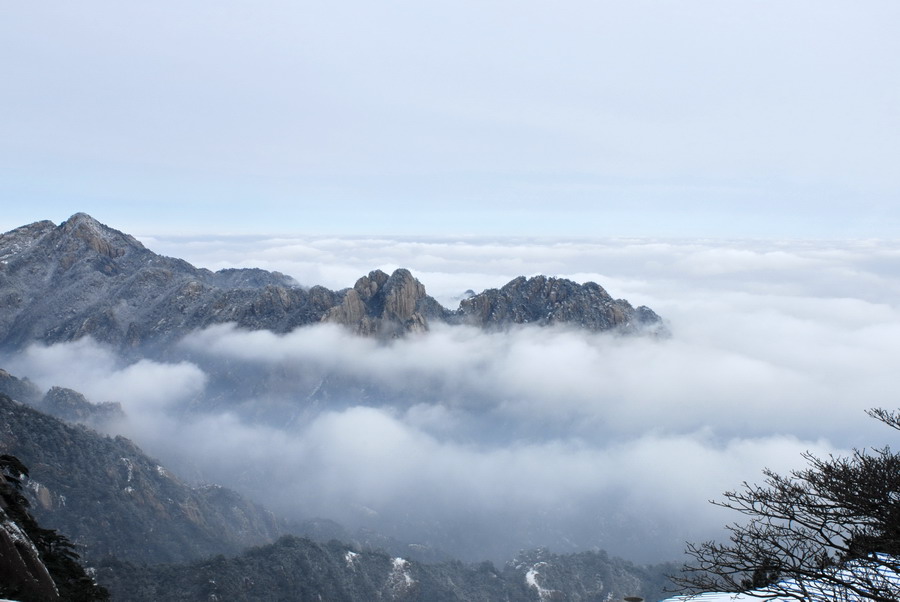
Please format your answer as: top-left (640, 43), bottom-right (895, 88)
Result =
top-left (58, 212), bottom-right (145, 258)
top-left (0, 219), bottom-right (56, 263)
top-left (458, 274), bottom-right (665, 334)
top-left (0, 215), bottom-right (664, 347)
top-left (324, 268), bottom-right (436, 336)
top-left (64, 211), bottom-right (101, 225)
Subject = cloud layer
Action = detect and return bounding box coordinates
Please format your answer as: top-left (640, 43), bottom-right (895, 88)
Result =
top-left (6, 236), bottom-right (900, 563)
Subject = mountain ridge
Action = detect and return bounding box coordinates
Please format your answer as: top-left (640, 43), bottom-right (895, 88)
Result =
top-left (0, 213), bottom-right (664, 350)
top-left (0, 390), bottom-right (286, 565)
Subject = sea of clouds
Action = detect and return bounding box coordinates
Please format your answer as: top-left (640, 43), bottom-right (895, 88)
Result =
top-left (7, 235), bottom-right (900, 563)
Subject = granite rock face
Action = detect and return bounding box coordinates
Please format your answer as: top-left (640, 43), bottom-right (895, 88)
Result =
top-left (0, 214), bottom-right (664, 350)
top-left (0, 501), bottom-right (62, 601)
top-left (457, 275), bottom-right (664, 334)
top-left (324, 269), bottom-right (449, 336)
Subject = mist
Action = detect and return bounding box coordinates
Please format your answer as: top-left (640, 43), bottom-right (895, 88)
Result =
top-left (6, 237), bottom-right (900, 564)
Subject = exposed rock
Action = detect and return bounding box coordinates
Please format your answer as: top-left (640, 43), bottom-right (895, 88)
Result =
top-left (0, 371), bottom-right (124, 429)
top-left (0, 453), bottom-right (109, 601)
top-left (0, 368), bottom-right (43, 407)
top-left (324, 269), bottom-right (445, 336)
top-left (0, 214), bottom-right (336, 349)
top-left (40, 387), bottom-right (124, 427)
top-left (457, 275), bottom-right (665, 334)
top-left (0, 214), bottom-right (665, 350)
top-left (0, 506), bottom-right (61, 601)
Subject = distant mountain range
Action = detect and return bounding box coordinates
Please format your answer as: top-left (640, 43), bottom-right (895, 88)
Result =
top-left (0, 213), bottom-right (664, 350)
top-left (0, 213), bottom-right (674, 600)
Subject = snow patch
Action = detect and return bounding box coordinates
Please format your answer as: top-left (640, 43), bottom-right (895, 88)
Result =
top-left (345, 550), bottom-right (359, 568)
top-left (662, 555), bottom-right (900, 601)
top-left (120, 457), bottom-right (134, 482)
top-left (390, 557), bottom-right (415, 589)
top-left (525, 562), bottom-right (559, 601)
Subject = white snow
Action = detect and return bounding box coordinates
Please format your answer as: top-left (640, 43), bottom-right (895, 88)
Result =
top-left (345, 550), bottom-right (359, 568)
top-left (120, 457), bottom-right (134, 482)
top-left (391, 557), bottom-right (414, 587)
top-left (663, 556), bottom-right (900, 602)
top-left (525, 562), bottom-right (557, 601)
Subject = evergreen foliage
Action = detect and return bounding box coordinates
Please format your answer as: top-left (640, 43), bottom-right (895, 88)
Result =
top-left (99, 536), bottom-right (674, 601)
top-left (0, 453), bottom-right (109, 601)
top-left (0, 392), bottom-right (285, 565)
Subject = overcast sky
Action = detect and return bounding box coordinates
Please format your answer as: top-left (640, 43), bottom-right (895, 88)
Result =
top-left (2, 2), bottom-right (899, 237)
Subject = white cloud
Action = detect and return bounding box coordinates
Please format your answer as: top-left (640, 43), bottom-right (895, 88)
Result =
top-left (6, 339), bottom-right (206, 411)
top-left (6, 236), bottom-right (900, 563)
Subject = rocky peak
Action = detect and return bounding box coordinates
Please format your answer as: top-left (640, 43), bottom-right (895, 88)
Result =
top-left (0, 368), bottom-right (42, 407)
top-left (41, 386), bottom-right (125, 426)
top-left (325, 269), bottom-right (432, 336)
top-left (56, 212), bottom-right (145, 260)
top-left (457, 275), bottom-right (665, 334)
top-left (0, 219), bottom-right (56, 263)
top-left (0, 214), bottom-right (665, 348)
top-left (381, 269), bottom-right (427, 322)
top-left (353, 269), bottom-right (391, 301)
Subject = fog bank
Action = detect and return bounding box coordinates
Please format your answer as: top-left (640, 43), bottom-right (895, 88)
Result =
top-left (7, 237), bottom-right (900, 563)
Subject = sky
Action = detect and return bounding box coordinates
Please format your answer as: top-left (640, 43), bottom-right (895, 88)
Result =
top-left (2, 1), bottom-right (900, 237)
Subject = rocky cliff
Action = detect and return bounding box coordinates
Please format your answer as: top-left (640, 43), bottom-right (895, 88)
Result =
top-left (0, 454), bottom-right (109, 601)
top-left (458, 274), bottom-right (663, 334)
top-left (324, 268), bottom-right (450, 336)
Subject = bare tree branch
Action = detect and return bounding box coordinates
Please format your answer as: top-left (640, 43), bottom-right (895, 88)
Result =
top-left (671, 408), bottom-right (900, 601)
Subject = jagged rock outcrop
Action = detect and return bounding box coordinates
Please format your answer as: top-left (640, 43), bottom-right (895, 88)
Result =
top-left (0, 214), bottom-right (446, 348)
top-left (0, 504), bottom-right (62, 601)
top-left (0, 371), bottom-right (123, 428)
top-left (324, 269), bottom-right (449, 336)
top-left (0, 368), bottom-right (42, 406)
top-left (0, 214), bottom-right (665, 350)
top-left (40, 387), bottom-right (124, 426)
top-left (457, 274), bottom-right (664, 334)
top-left (0, 393), bottom-right (286, 564)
